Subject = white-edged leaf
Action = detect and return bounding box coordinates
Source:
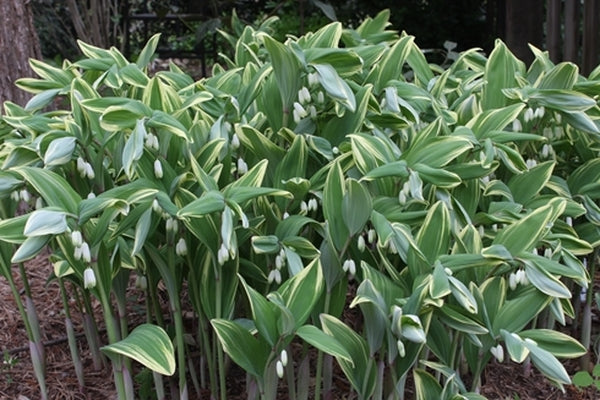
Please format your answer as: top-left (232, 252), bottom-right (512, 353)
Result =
top-left (101, 324), bottom-right (175, 376)
top-left (23, 209), bottom-right (68, 236)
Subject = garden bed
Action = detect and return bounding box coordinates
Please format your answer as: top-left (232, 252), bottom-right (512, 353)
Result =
top-left (1, 255), bottom-right (597, 399)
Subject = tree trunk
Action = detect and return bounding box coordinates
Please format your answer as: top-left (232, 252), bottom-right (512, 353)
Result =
top-left (0, 0), bottom-right (42, 108)
top-left (504, 0), bottom-right (544, 65)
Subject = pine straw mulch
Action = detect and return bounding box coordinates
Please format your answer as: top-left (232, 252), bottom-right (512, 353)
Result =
top-left (1, 252), bottom-right (598, 400)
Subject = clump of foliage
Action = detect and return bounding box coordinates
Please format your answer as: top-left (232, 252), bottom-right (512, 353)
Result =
top-left (1, 9), bottom-right (600, 400)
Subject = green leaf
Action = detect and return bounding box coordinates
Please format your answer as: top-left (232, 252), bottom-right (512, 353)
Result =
top-left (468, 104), bottom-right (525, 139)
top-left (13, 167), bottom-right (81, 214)
top-left (507, 161), bottom-right (554, 205)
top-left (211, 319), bottom-right (270, 378)
top-left (296, 325), bottom-right (353, 364)
top-left (529, 89), bottom-right (596, 112)
top-left (132, 207), bottom-right (152, 257)
top-left (11, 235), bottom-right (50, 263)
top-left (100, 101), bottom-right (152, 130)
top-left (323, 160), bottom-right (349, 251)
top-left (519, 329), bottom-right (586, 358)
top-left (101, 324), bottom-right (175, 376)
top-left (430, 261), bottom-right (451, 299)
top-left (147, 111), bottom-right (189, 140)
top-left (342, 179), bottom-right (372, 236)
top-left (311, 63), bottom-right (356, 112)
top-left (538, 62), bottom-right (578, 90)
top-left (0, 215), bottom-right (28, 243)
top-left (122, 119), bottom-right (146, 179)
top-left (413, 163), bottom-right (461, 188)
top-left (501, 330), bottom-right (529, 363)
top-left (492, 198), bottom-right (566, 254)
top-left (522, 258), bottom-right (572, 298)
top-left (492, 289), bottom-right (550, 335)
top-left (572, 371), bottom-right (594, 388)
top-left (408, 201), bottom-right (450, 277)
top-left (413, 369), bottom-right (443, 400)
top-left (482, 40), bottom-right (518, 110)
top-left (370, 35), bottom-right (415, 93)
top-left (251, 235), bottom-right (280, 254)
top-left (43, 136), bottom-right (76, 167)
top-left (136, 33), bottom-right (161, 68)
top-left (239, 276), bottom-right (278, 347)
top-left (262, 35), bottom-right (302, 112)
top-left (524, 340), bottom-right (571, 385)
top-left (320, 314), bottom-right (376, 399)
top-left (277, 258), bottom-right (324, 329)
top-left (177, 191), bottom-right (225, 218)
top-left (23, 209), bottom-right (68, 237)
top-left (403, 136), bottom-right (474, 168)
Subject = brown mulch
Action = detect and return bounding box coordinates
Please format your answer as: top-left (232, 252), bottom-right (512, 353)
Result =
top-left (1, 253), bottom-right (598, 399)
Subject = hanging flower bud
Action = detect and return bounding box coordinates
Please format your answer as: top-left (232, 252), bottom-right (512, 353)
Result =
top-left (84, 162), bottom-right (95, 179)
top-left (274, 269), bottom-right (282, 284)
top-left (300, 201), bottom-right (308, 213)
top-left (35, 197), bottom-right (43, 210)
top-left (275, 255), bottom-right (284, 270)
top-left (526, 158), bottom-right (537, 169)
top-left (145, 133), bottom-right (159, 150)
top-left (152, 199), bottom-right (162, 213)
top-left (83, 267), bottom-right (96, 289)
top-left (166, 218), bottom-right (178, 233)
top-left (367, 229), bottom-right (376, 244)
top-left (280, 350), bottom-right (288, 367)
top-left (397, 340), bottom-right (406, 358)
top-left (230, 133), bottom-right (240, 150)
top-left (154, 159), bottom-right (163, 179)
top-left (218, 243), bottom-right (229, 266)
top-left (77, 157), bottom-right (86, 175)
top-left (20, 189), bottom-right (31, 203)
top-left (307, 72), bottom-right (319, 87)
top-left (534, 106), bottom-right (545, 119)
top-left (478, 225), bottom-right (485, 237)
top-left (276, 360), bottom-right (284, 379)
top-left (342, 259), bottom-right (356, 276)
top-left (512, 119), bottom-right (522, 132)
top-left (80, 242), bottom-right (91, 263)
top-left (74, 245), bottom-right (83, 261)
top-left (516, 269), bottom-right (529, 286)
top-left (541, 144), bottom-right (550, 158)
top-left (490, 344), bottom-right (504, 363)
top-left (10, 191), bottom-right (20, 202)
top-left (71, 230), bottom-right (83, 248)
top-left (175, 238), bottom-right (188, 256)
top-left (282, 212), bottom-right (290, 220)
top-left (237, 158), bottom-right (248, 175)
top-left (316, 91), bottom-right (325, 104)
top-left (524, 107), bottom-right (534, 123)
top-left (87, 192), bottom-right (96, 199)
top-left (357, 235), bottom-right (366, 252)
top-left (544, 248), bottom-right (552, 259)
top-left (293, 102), bottom-right (308, 119)
top-left (309, 105), bottom-right (317, 119)
top-left (566, 216), bottom-right (573, 227)
top-left (399, 190), bottom-right (407, 205)
top-left (135, 275), bottom-right (148, 291)
top-left (307, 198), bottom-right (318, 212)
top-left (298, 87), bottom-right (311, 105)
top-left (508, 272), bottom-right (518, 290)
top-left (293, 109), bottom-right (301, 124)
